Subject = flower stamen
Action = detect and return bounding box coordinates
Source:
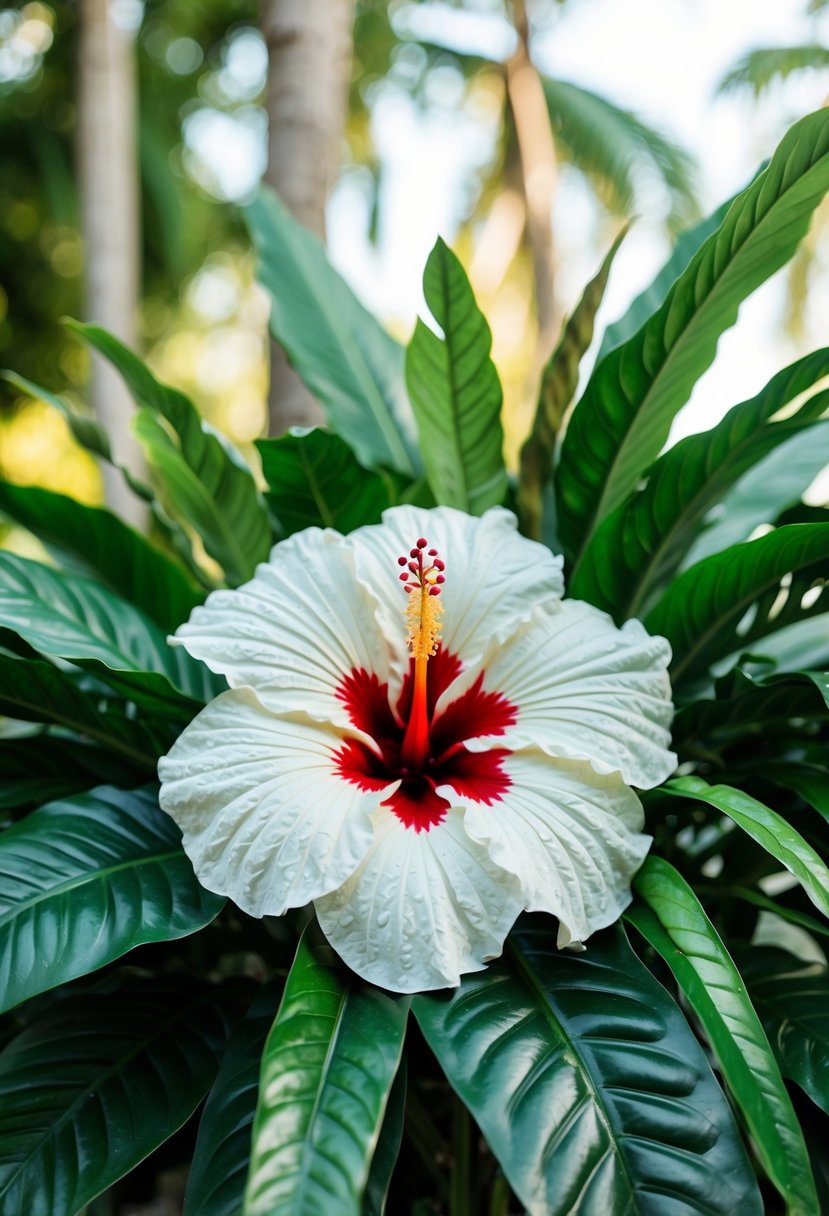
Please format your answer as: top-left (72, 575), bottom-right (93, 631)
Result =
top-left (398, 538), bottom-right (444, 769)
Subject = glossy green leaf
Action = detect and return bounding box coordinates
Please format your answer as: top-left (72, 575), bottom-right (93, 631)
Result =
top-left (243, 927), bottom-right (409, 1216)
top-left (765, 762), bottom-right (829, 820)
top-left (673, 670), bottom-right (829, 752)
top-left (645, 524), bottom-right (829, 684)
top-left (0, 978), bottom-right (240, 1216)
top-left (555, 108), bottom-right (829, 562)
top-left (731, 885), bottom-right (829, 942)
top-left (415, 920), bottom-right (761, 1216)
top-left (518, 229), bottom-right (626, 541)
top-left (664, 777), bottom-right (829, 917)
top-left (682, 421), bottom-right (829, 570)
top-left (185, 986), bottom-right (281, 1216)
top-left (0, 786), bottom-right (224, 1013)
top-left (0, 480), bottom-right (201, 632)
top-left (256, 429), bottom-right (396, 536)
top-left (0, 655), bottom-right (172, 769)
top-left (245, 188), bottom-right (416, 477)
top-left (362, 1065), bottom-right (406, 1216)
top-left (628, 857), bottom-right (817, 1213)
top-left (405, 238), bottom-right (507, 515)
top-left (739, 946), bottom-right (829, 1113)
top-left (570, 353), bottom-right (829, 616)
top-left (1, 369), bottom-right (208, 584)
top-left (68, 322), bottom-right (271, 586)
top-left (0, 736), bottom-right (135, 811)
top-left (596, 196), bottom-right (733, 360)
top-left (0, 551), bottom-right (215, 705)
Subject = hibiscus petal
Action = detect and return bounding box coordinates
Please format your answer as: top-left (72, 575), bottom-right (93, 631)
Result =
top-left (158, 687), bottom-right (381, 916)
top-left (349, 506), bottom-right (564, 684)
top-left (455, 751), bottom-right (650, 948)
top-left (314, 806), bottom-right (523, 992)
top-left (172, 528), bottom-right (389, 725)
top-left (441, 601), bottom-right (676, 788)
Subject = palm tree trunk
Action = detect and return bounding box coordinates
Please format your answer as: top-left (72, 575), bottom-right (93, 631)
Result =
top-left (261, 0), bottom-right (356, 434)
top-left (506, 0), bottom-right (560, 355)
top-left (77, 0), bottom-right (144, 526)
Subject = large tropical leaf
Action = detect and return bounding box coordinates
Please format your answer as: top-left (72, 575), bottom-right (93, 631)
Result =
top-left (68, 322), bottom-right (272, 586)
top-left (681, 419), bottom-right (829, 569)
top-left (414, 919), bottom-right (761, 1216)
top-left (0, 655), bottom-right (173, 770)
top-left (570, 355), bottom-right (829, 616)
top-left (256, 429), bottom-right (396, 536)
top-left (644, 523), bottom-right (829, 684)
top-left (405, 238), bottom-right (507, 515)
top-left (245, 188), bottom-right (417, 476)
top-left (663, 777), bottom-right (829, 918)
top-left (719, 46), bottom-right (829, 97)
top-left (362, 1066), bottom-right (406, 1216)
top-left (628, 857), bottom-right (817, 1212)
top-left (0, 978), bottom-right (241, 1216)
top-left (555, 108), bottom-right (829, 562)
top-left (185, 986), bottom-right (281, 1216)
top-left (518, 229), bottom-right (626, 541)
top-left (0, 480), bottom-right (202, 632)
top-left (673, 671), bottom-right (829, 754)
top-left (243, 927), bottom-right (409, 1216)
top-left (543, 78), bottom-right (698, 231)
top-left (739, 945), bottom-right (829, 1114)
top-left (0, 736), bottom-right (134, 812)
top-left (0, 551), bottom-right (215, 705)
top-left (0, 786), bottom-right (224, 1014)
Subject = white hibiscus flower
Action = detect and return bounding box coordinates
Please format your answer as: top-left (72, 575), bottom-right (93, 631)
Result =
top-left (158, 506), bottom-right (675, 993)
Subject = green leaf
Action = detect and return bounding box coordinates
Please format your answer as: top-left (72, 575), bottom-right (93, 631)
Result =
top-left (673, 669), bottom-right (829, 753)
top-left (765, 762), bottom-right (829, 820)
top-left (362, 1065), bottom-right (406, 1216)
top-left (0, 480), bottom-right (201, 632)
top-left (256, 429), bottom-right (396, 536)
top-left (518, 229), bottom-right (626, 541)
top-left (0, 978), bottom-right (240, 1216)
top-left (645, 524), bottom-right (829, 684)
top-left (570, 353), bottom-right (829, 616)
top-left (414, 920), bottom-right (761, 1216)
top-left (185, 986), bottom-right (281, 1216)
top-left (405, 238), bottom-right (507, 515)
top-left (1, 370), bottom-right (208, 583)
top-left (0, 551), bottom-right (215, 705)
top-left (68, 322), bottom-right (271, 586)
top-left (738, 946), bottom-right (829, 1114)
top-left (0, 655), bottom-right (174, 771)
top-left (0, 786), bottom-right (224, 1013)
top-left (627, 857), bottom-right (817, 1213)
top-left (663, 777), bottom-right (829, 918)
top-left (243, 926), bottom-right (409, 1216)
top-left (596, 196), bottom-right (734, 360)
top-left (403, 239), bottom-right (508, 515)
top-left (0, 736), bottom-right (134, 812)
top-left (681, 419), bottom-right (829, 570)
top-left (245, 188), bottom-right (417, 477)
top-left (719, 46), bottom-right (829, 97)
top-left (555, 108), bottom-right (829, 562)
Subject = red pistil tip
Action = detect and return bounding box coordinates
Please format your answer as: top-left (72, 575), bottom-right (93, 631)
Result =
top-left (408, 561), bottom-right (418, 573)
top-left (429, 586), bottom-right (441, 596)
top-left (409, 547), bottom-right (420, 558)
top-left (427, 547), bottom-right (438, 556)
top-left (399, 572), bottom-right (409, 581)
top-left (397, 556), bottom-right (407, 567)
top-left (417, 537), bottom-right (428, 548)
top-left (434, 558), bottom-right (445, 571)
top-left (436, 574), bottom-right (445, 583)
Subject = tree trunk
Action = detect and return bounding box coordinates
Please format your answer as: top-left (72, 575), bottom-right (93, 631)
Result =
top-left (261, 0), bottom-right (356, 435)
top-left (506, 0), bottom-right (560, 358)
top-left (77, 0), bottom-right (144, 527)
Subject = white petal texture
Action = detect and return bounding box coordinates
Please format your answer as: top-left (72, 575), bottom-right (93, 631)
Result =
top-left (158, 506), bottom-right (676, 994)
top-left (455, 753), bottom-right (650, 949)
top-left (315, 807), bottom-right (523, 992)
top-left (172, 528), bottom-right (389, 727)
top-left (350, 505), bottom-right (564, 684)
top-left (444, 600), bottom-right (676, 788)
top-left (158, 687), bottom-right (381, 916)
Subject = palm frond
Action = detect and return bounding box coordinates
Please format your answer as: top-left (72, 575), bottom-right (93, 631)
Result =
top-left (542, 77), bottom-right (699, 232)
top-left (718, 45), bottom-right (829, 97)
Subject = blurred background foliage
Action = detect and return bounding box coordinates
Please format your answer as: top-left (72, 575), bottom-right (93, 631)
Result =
top-left (0, 0), bottom-right (823, 511)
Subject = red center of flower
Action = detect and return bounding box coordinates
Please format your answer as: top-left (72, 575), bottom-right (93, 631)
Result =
top-left (333, 538), bottom-right (517, 832)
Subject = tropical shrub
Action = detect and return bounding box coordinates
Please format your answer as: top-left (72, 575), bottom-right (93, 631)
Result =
top-left (2, 107), bottom-right (829, 1216)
